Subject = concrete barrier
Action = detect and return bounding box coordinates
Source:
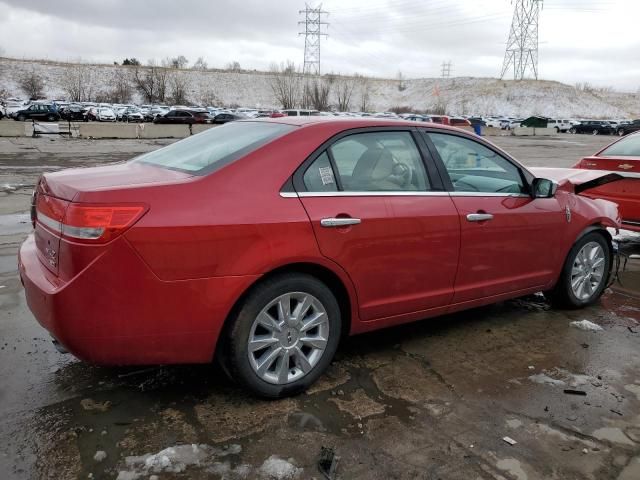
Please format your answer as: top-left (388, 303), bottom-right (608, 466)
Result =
top-left (0, 121), bottom-right (27, 137)
top-left (138, 124), bottom-right (190, 139)
top-left (534, 127), bottom-right (557, 136)
top-left (79, 123), bottom-right (138, 139)
top-left (483, 126), bottom-right (509, 136)
top-left (513, 127), bottom-right (535, 136)
top-left (192, 124), bottom-right (218, 135)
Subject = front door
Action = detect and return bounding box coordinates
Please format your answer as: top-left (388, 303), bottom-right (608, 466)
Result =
top-left (425, 131), bottom-right (566, 303)
top-left (295, 129), bottom-right (460, 321)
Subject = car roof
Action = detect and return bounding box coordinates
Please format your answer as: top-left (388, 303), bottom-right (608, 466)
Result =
top-left (240, 116), bottom-right (469, 133)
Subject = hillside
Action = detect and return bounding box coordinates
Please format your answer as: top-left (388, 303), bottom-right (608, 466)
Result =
top-left (1, 57), bottom-right (639, 118)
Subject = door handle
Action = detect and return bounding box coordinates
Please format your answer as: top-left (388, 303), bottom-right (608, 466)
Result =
top-left (320, 217), bottom-right (361, 228)
top-left (466, 213), bottom-right (494, 222)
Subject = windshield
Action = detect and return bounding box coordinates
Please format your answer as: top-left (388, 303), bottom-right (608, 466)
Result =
top-left (600, 134), bottom-right (640, 157)
top-left (131, 121), bottom-right (295, 174)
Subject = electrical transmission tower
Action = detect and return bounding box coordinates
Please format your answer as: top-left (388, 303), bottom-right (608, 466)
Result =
top-left (500, 0), bottom-right (543, 80)
top-left (441, 61), bottom-right (452, 78)
top-left (299, 4), bottom-right (329, 76)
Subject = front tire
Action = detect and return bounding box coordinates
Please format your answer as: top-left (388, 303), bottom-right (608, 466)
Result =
top-left (569, 127), bottom-right (576, 134)
top-left (547, 232), bottom-right (610, 309)
top-left (221, 273), bottom-right (341, 398)
top-left (592, 129), bottom-right (599, 135)
top-left (618, 129), bottom-right (625, 136)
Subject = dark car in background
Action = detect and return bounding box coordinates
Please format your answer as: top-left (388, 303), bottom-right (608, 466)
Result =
top-left (119, 107), bottom-right (145, 123)
top-left (153, 109), bottom-right (210, 124)
top-left (12, 103), bottom-right (60, 122)
top-left (59, 105), bottom-right (86, 121)
top-left (615, 119), bottom-right (640, 137)
top-left (211, 113), bottom-right (245, 124)
top-left (569, 120), bottom-right (613, 135)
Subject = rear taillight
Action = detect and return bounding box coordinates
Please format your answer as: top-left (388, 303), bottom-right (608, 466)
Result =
top-left (36, 195), bottom-right (147, 244)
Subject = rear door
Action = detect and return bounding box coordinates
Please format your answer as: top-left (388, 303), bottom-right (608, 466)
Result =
top-left (295, 128), bottom-right (460, 321)
top-left (423, 130), bottom-right (566, 303)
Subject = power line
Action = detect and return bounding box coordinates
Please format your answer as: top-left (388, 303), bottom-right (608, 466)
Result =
top-left (500, 0), bottom-right (543, 80)
top-left (298, 4), bottom-right (329, 76)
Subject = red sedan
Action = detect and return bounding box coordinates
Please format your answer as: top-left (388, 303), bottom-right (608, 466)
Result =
top-left (19, 118), bottom-right (620, 397)
top-left (573, 131), bottom-right (640, 231)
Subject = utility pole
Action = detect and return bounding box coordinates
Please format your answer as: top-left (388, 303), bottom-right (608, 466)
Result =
top-left (441, 61), bottom-right (452, 78)
top-left (500, 0), bottom-right (543, 80)
top-left (298, 4), bottom-right (329, 77)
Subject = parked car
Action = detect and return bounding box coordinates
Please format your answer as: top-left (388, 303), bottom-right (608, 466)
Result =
top-left (153, 109), bottom-right (210, 124)
top-left (59, 105), bottom-right (87, 121)
top-left (572, 131), bottom-right (640, 231)
top-left (84, 107), bottom-right (99, 122)
top-left (281, 109), bottom-right (320, 116)
top-left (449, 117), bottom-right (472, 127)
top-left (20, 118), bottom-right (621, 398)
top-left (428, 115), bottom-right (451, 125)
top-left (119, 107), bottom-right (144, 123)
top-left (211, 113), bottom-right (246, 124)
top-left (12, 103), bottom-right (60, 122)
top-left (502, 119), bottom-right (523, 130)
top-left (569, 121), bottom-right (613, 135)
top-left (547, 119), bottom-right (572, 133)
top-left (96, 108), bottom-right (116, 122)
top-left (615, 119), bottom-right (640, 137)
top-left (405, 115), bottom-right (432, 122)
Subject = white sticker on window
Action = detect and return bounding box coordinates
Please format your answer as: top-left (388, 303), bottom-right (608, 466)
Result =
top-left (319, 166), bottom-right (334, 185)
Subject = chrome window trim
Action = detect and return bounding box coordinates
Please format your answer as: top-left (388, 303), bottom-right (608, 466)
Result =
top-left (280, 191), bottom-right (531, 198)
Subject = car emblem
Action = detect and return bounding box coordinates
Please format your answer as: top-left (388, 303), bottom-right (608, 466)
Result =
top-left (565, 206), bottom-right (571, 223)
top-left (618, 163), bottom-right (633, 170)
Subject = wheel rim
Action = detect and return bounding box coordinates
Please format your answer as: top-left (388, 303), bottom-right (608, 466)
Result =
top-left (570, 242), bottom-right (606, 300)
top-left (592, 130), bottom-right (598, 135)
top-left (247, 292), bottom-right (329, 385)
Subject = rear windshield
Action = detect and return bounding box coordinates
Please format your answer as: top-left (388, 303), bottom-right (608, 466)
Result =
top-left (600, 134), bottom-right (640, 157)
top-left (131, 121), bottom-right (295, 174)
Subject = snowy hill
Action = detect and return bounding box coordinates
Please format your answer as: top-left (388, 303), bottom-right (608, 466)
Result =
top-left (1, 57), bottom-right (638, 118)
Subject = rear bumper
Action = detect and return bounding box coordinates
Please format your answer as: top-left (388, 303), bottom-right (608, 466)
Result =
top-left (18, 234), bottom-right (259, 365)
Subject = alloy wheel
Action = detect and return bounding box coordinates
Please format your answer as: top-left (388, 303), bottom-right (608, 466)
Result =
top-left (592, 129), bottom-right (599, 135)
top-left (247, 292), bottom-right (329, 385)
top-left (570, 241), bottom-right (606, 300)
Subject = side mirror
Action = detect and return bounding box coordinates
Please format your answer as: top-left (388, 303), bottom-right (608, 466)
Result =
top-left (532, 178), bottom-right (557, 198)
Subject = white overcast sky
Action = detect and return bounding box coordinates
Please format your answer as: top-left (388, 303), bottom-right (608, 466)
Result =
top-left (0, 0), bottom-right (638, 91)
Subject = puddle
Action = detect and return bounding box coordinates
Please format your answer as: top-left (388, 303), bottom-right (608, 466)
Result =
top-left (0, 211), bottom-right (31, 235)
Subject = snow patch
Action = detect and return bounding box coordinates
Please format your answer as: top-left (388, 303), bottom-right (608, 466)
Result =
top-left (258, 455), bottom-right (302, 479)
top-left (570, 320), bottom-right (604, 332)
top-left (93, 450), bottom-right (107, 462)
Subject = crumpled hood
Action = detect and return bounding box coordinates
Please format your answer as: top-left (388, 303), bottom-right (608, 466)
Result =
top-left (530, 167), bottom-right (640, 194)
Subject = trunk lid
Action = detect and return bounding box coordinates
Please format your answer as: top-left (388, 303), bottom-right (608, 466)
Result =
top-left (40, 161), bottom-right (193, 201)
top-left (576, 156), bottom-right (640, 173)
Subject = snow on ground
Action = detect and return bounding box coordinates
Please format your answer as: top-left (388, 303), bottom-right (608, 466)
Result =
top-left (1, 57), bottom-right (639, 117)
top-left (114, 444), bottom-right (302, 479)
top-left (570, 319), bottom-right (604, 332)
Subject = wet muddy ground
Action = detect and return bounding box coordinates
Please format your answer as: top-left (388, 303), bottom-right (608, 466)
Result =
top-left (1, 135), bottom-right (639, 479)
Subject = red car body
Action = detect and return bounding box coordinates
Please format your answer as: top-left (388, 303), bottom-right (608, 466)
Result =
top-left (19, 118), bottom-right (620, 366)
top-left (573, 131), bottom-right (640, 231)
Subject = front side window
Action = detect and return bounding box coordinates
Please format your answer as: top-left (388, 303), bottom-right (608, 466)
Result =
top-left (428, 132), bottom-right (526, 194)
top-left (132, 121), bottom-right (294, 174)
top-left (318, 131), bottom-right (430, 192)
top-left (600, 134), bottom-right (640, 157)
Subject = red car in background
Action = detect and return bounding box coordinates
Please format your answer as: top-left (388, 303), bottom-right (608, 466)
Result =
top-left (573, 131), bottom-right (640, 231)
top-left (19, 117), bottom-right (620, 398)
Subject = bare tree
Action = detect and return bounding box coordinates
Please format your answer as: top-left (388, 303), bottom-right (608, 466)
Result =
top-left (192, 57), bottom-right (208, 71)
top-left (170, 55), bottom-right (189, 69)
top-left (61, 65), bottom-right (95, 102)
top-left (355, 74), bottom-right (371, 112)
top-left (269, 61), bottom-right (301, 109)
top-left (199, 87), bottom-right (220, 107)
top-left (334, 77), bottom-right (356, 111)
top-left (132, 63), bottom-right (158, 103)
top-left (169, 73), bottom-right (190, 104)
top-left (18, 70), bottom-right (45, 100)
top-left (304, 77), bottom-right (331, 111)
top-left (397, 71), bottom-right (406, 91)
top-left (103, 69), bottom-right (133, 103)
top-left (226, 61), bottom-right (242, 72)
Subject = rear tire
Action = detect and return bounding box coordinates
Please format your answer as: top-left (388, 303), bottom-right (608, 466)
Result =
top-left (618, 129), bottom-right (625, 136)
top-left (569, 127), bottom-right (576, 134)
top-left (592, 129), bottom-right (599, 135)
top-left (546, 232), bottom-right (610, 309)
top-left (220, 273), bottom-right (341, 398)
top-left (17, 114), bottom-right (25, 122)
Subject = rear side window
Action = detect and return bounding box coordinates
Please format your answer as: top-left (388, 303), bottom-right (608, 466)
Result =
top-left (132, 122), bottom-right (294, 174)
top-left (303, 131), bottom-right (430, 192)
top-left (600, 135), bottom-right (640, 157)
